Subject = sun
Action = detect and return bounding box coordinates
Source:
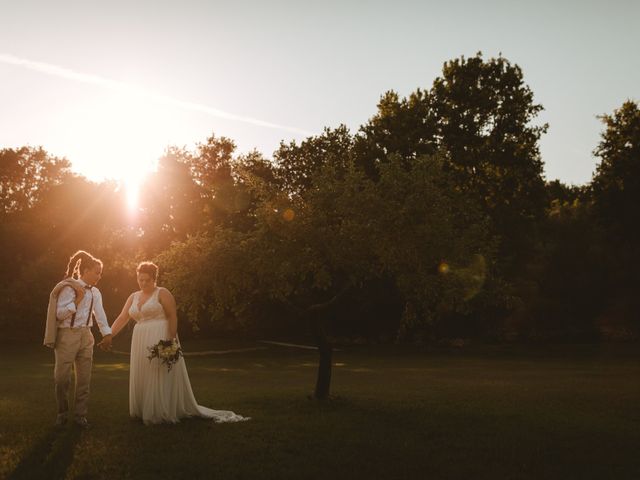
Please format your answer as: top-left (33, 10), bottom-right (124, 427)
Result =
top-left (61, 91), bottom-right (169, 210)
top-left (124, 175), bottom-right (143, 211)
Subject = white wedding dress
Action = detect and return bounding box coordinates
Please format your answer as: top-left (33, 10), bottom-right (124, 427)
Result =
top-left (128, 287), bottom-right (249, 425)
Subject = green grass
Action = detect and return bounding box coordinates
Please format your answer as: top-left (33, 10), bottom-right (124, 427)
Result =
top-left (1, 341), bottom-right (639, 479)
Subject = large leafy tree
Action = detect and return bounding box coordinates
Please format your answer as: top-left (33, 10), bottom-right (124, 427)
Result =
top-left (589, 100), bottom-right (640, 334)
top-left (355, 89), bottom-right (438, 178)
top-left (0, 146), bottom-right (72, 215)
top-left (193, 135), bottom-right (278, 232)
top-left (591, 100), bottom-right (640, 245)
top-left (531, 193), bottom-right (609, 339)
top-left (160, 153), bottom-right (492, 399)
top-left (357, 53), bottom-right (547, 274)
top-left (431, 54), bottom-right (547, 252)
top-left (137, 148), bottom-right (203, 254)
top-left (274, 125), bottom-right (354, 195)
top-left (190, 134), bottom-right (238, 226)
top-left (137, 134), bottom-right (269, 254)
top-left (0, 146), bottom-right (73, 318)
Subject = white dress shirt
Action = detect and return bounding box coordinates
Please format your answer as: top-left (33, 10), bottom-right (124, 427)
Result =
top-left (56, 279), bottom-right (112, 336)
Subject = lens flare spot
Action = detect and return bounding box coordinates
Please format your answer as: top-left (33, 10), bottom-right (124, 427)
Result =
top-left (438, 261), bottom-right (450, 274)
top-left (283, 208), bottom-right (295, 221)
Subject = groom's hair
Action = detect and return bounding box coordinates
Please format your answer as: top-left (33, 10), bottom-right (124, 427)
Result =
top-left (64, 250), bottom-right (103, 280)
top-left (137, 261), bottom-right (158, 280)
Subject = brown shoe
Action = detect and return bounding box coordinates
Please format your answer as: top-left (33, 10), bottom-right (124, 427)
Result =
top-left (74, 416), bottom-right (90, 429)
top-left (55, 413), bottom-right (68, 427)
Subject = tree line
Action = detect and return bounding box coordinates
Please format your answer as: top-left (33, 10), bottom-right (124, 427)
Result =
top-left (2, 53), bottom-right (638, 355)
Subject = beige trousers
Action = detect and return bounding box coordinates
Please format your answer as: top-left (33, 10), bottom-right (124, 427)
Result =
top-left (54, 327), bottom-right (95, 417)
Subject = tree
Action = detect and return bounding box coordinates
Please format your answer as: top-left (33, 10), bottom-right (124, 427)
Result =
top-left (589, 100), bottom-right (640, 336)
top-left (190, 134), bottom-right (238, 226)
top-left (357, 53), bottom-right (548, 275)
top-left (530, 194), bottom-right (609, 340)
top-left (274, 125), bottom-right (354, 195)
top-left (0, 146), bottom-right (72, 215)
top-left (355, 89), bottom-right (438, 178)
top-left (591, 100), bottom-right (640, 245)
top-left (138, 148), bottom-right (203, 254)
top-left (159, 153), bottom-right (493, 399)
top-left (0, 146), bottom-right (73, 336)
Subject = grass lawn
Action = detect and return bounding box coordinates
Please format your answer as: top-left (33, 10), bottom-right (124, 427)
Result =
top-left (1, 340), bottom-right (639, 479)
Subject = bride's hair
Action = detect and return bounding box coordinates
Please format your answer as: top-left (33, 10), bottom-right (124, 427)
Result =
top-left (137, 261), bottom-right (158, 280)
top-left (63, 250), bottom-right (102, 280)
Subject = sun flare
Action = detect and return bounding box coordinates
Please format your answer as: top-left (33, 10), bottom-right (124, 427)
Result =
top-left (60, 91), bottom-right (168, 209)
top-left (124, 176), bottom-right (142, 210)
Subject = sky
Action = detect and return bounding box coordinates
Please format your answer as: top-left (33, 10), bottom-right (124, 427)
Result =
top-left (1, 0), bottom-right (639, 186)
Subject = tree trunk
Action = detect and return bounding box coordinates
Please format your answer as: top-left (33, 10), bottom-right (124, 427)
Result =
top-left (311, 314), bottom-right (332, 400)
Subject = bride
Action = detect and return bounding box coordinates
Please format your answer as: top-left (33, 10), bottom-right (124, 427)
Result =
top-left (105, 261), bottom-right (249, 425)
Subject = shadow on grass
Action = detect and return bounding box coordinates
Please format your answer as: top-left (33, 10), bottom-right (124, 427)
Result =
top-left (7, 425), bottom-right (82, 480)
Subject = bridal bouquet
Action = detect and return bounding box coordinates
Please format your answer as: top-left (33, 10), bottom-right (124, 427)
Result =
top-left (147, 339), bottom-right (183, 371)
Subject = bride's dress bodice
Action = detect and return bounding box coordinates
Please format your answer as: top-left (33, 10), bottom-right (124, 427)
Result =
top-left (129, 288), bottom-right (165, 322)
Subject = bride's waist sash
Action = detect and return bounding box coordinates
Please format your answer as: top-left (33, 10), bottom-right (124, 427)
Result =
top-left (134, 318), bottom-right (168, 324)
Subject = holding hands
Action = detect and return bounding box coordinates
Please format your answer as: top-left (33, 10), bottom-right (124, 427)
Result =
top-left (98, 334), bottom-right (113, 352)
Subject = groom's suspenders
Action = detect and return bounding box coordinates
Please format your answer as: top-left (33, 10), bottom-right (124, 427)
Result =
top-left (70, 287), bottom-right (94, 328)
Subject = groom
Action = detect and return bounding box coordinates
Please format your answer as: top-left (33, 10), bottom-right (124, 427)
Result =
top-left (44, 251), bottom-right (113, 428)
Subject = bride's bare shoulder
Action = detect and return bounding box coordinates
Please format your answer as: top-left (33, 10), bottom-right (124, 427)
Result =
top-left (126, 291), bottom-right (139, 302)
top-left (157, 286), bottom-right (172, 296)
top-left (157, 287), bottom-right (175, 301)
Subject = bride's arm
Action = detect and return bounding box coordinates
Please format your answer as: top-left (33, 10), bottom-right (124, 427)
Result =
top-left (158, 287), bottom-right (178, 340)
top-left (110, 294), bottom-right (135, 338)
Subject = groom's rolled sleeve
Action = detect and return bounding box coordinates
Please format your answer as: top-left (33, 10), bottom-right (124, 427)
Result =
top-left (93, 290), bottom-right (112, 336)
top-left (56, 286), bottom-right (77, 321)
